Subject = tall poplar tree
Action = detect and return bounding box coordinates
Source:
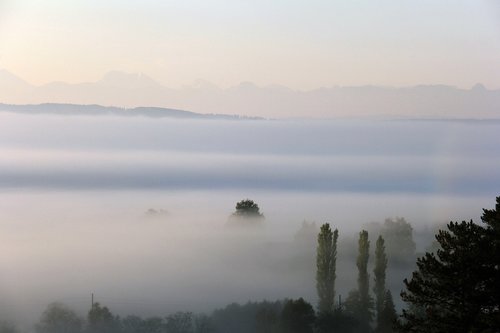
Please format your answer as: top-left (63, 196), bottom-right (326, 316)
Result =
top-left (345, 230), bottom-right (374, 332)
top-left (373, 235), bottom-right (388, 328)
top-left (357, 230), bottom-right (373, 327)
top-left (316, 223), bottom-right (339, 314)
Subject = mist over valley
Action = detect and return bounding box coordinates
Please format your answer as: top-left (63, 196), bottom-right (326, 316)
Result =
top-left (0, 112), bottom-right (497, 330)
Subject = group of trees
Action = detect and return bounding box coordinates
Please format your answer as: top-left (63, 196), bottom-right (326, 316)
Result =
top-left (363, 218), bottom-right (416, 267)
top-left (31, 299), bottom-right (316, 333)
top-left (7, 197), bottom-right (500, 333)
top-left (34, 302), bottom-right (212, 333)
top-left (315, 226), bottom-right (396, 333)
top-left (314, 196), bottom-right (500, 332)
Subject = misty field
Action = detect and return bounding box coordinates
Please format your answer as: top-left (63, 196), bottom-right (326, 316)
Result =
top-left (0, 113), bottom-right (498, 330)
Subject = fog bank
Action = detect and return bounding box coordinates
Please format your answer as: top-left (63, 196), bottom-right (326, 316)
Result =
top-left (0, 113), bottom-right (497, 328)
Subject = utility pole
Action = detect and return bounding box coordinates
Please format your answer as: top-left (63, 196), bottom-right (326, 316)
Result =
top-left (91, 293), bottom-right (94, 309)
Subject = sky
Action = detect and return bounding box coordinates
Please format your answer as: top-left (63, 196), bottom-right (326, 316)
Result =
top-left (0, 0), bottom-right (500, 90)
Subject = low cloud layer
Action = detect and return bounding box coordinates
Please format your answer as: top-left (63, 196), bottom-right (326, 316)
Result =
top-left (1, 149), bottom-right (498, 195)
top-left (0, 114), bottom-right (498, 195)
top-left (0, 113), bottom-right (498, 328)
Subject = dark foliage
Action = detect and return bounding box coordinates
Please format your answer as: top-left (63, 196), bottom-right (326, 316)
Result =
top-left (211, 301), bottom-right (283, 333)
top-left (315, 310), bottom-right (360, 333)
top-left (373, 235), bottom-right (387, 323)
top-left (193, 315), bottom-right (215, 333)
top-left (227, 199), bottom-right (265, 227)
top-left (233, 199), bottom-right (264, 218)
top-left (357, 230), bottom-right (374, 329)
top-left (36, 302), bottom-right (83, 333)
top-left (121, 315), bottom-right (163, 333)
top-left (279, 298), bottom-right (315, 333)
top-left (376, 291), bottom-right (397, 333)
top-left (87, 303), bottom-right (121, 333)
top-left (382, 217), bottom-right (416, 267)
top-left (255, 305), bottom-right (279, 333)
top-left (400, 196), bottom-right (500, 332)
top-left (0, 322), bottom-right (18, 333)
top-left (165, 312), bottom-right (194, 333)
top-left (316, 223), bottom-right (339, 314)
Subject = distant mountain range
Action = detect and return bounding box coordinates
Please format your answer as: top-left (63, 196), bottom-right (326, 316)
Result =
top-left (1, 69), bottom-right (499, 119)
top-left (0, 103), bottom-right (261, 120)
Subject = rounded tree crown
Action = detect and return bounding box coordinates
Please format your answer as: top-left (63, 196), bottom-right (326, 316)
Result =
top-left (234, 199), bottom-right (263, 217)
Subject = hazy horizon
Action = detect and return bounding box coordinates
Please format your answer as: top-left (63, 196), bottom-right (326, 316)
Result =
top-left (2, 67), bottom-right (499, 92)
top-left (1, 1), bottom-right (499, 92)
top-left (2, 69), bottom-right (500, 119)
top-left (1, 1), bottom-right (499, 332)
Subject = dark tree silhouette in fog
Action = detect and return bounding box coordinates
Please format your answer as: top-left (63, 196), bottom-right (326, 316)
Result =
top-left (87, 303), bottom-right (120, 333)
top-left (165, 312), bottom-right (194, 333)
top-left (381, 217), bottom-right (416, 266)
top-left (400, 196), bottom-right (500, 332)
top-left (345, 230), bottom-right (373, 332)
top-left (255, 305), bottom-right (279, 333)
top-left (280, 298), bottom-right (315, 333)
top-left (356, 230), bottom-right (373, 327)
top-left (481, 196), bottom-right (500, 321)
top-left (36, 302), bottom-right (82, 333)
top-left (121, 315), bottom-right (163, 333)
top-left (232, 199), bottom-right (264, 218)
top-left (193, 314), bottom-right (214, 333)
top-left (373, 235), bottom-right (391, 332)
top-left (0, 321), bottom-right (18, 333)
top-left (316, 223), bottom-right (339, 314)
top-left (227, 199), bottom-right (265, 227)
top-left (211, 301), bottom-right (283, 333)
top-left (377, 291), bottom-right (397, 333)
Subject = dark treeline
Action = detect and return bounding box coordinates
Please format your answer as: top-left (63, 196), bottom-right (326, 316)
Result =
top-left (2, 197), bottom-right (499, 333)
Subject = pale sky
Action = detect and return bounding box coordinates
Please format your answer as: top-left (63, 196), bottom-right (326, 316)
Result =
top-left (1, 0), bottom-right (499, 89)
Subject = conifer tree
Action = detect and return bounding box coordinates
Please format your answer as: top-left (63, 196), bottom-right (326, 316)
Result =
top-left (481, 196), bottom-right (500, 317)
top-left (400, 196), bottom-right (500, 333)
